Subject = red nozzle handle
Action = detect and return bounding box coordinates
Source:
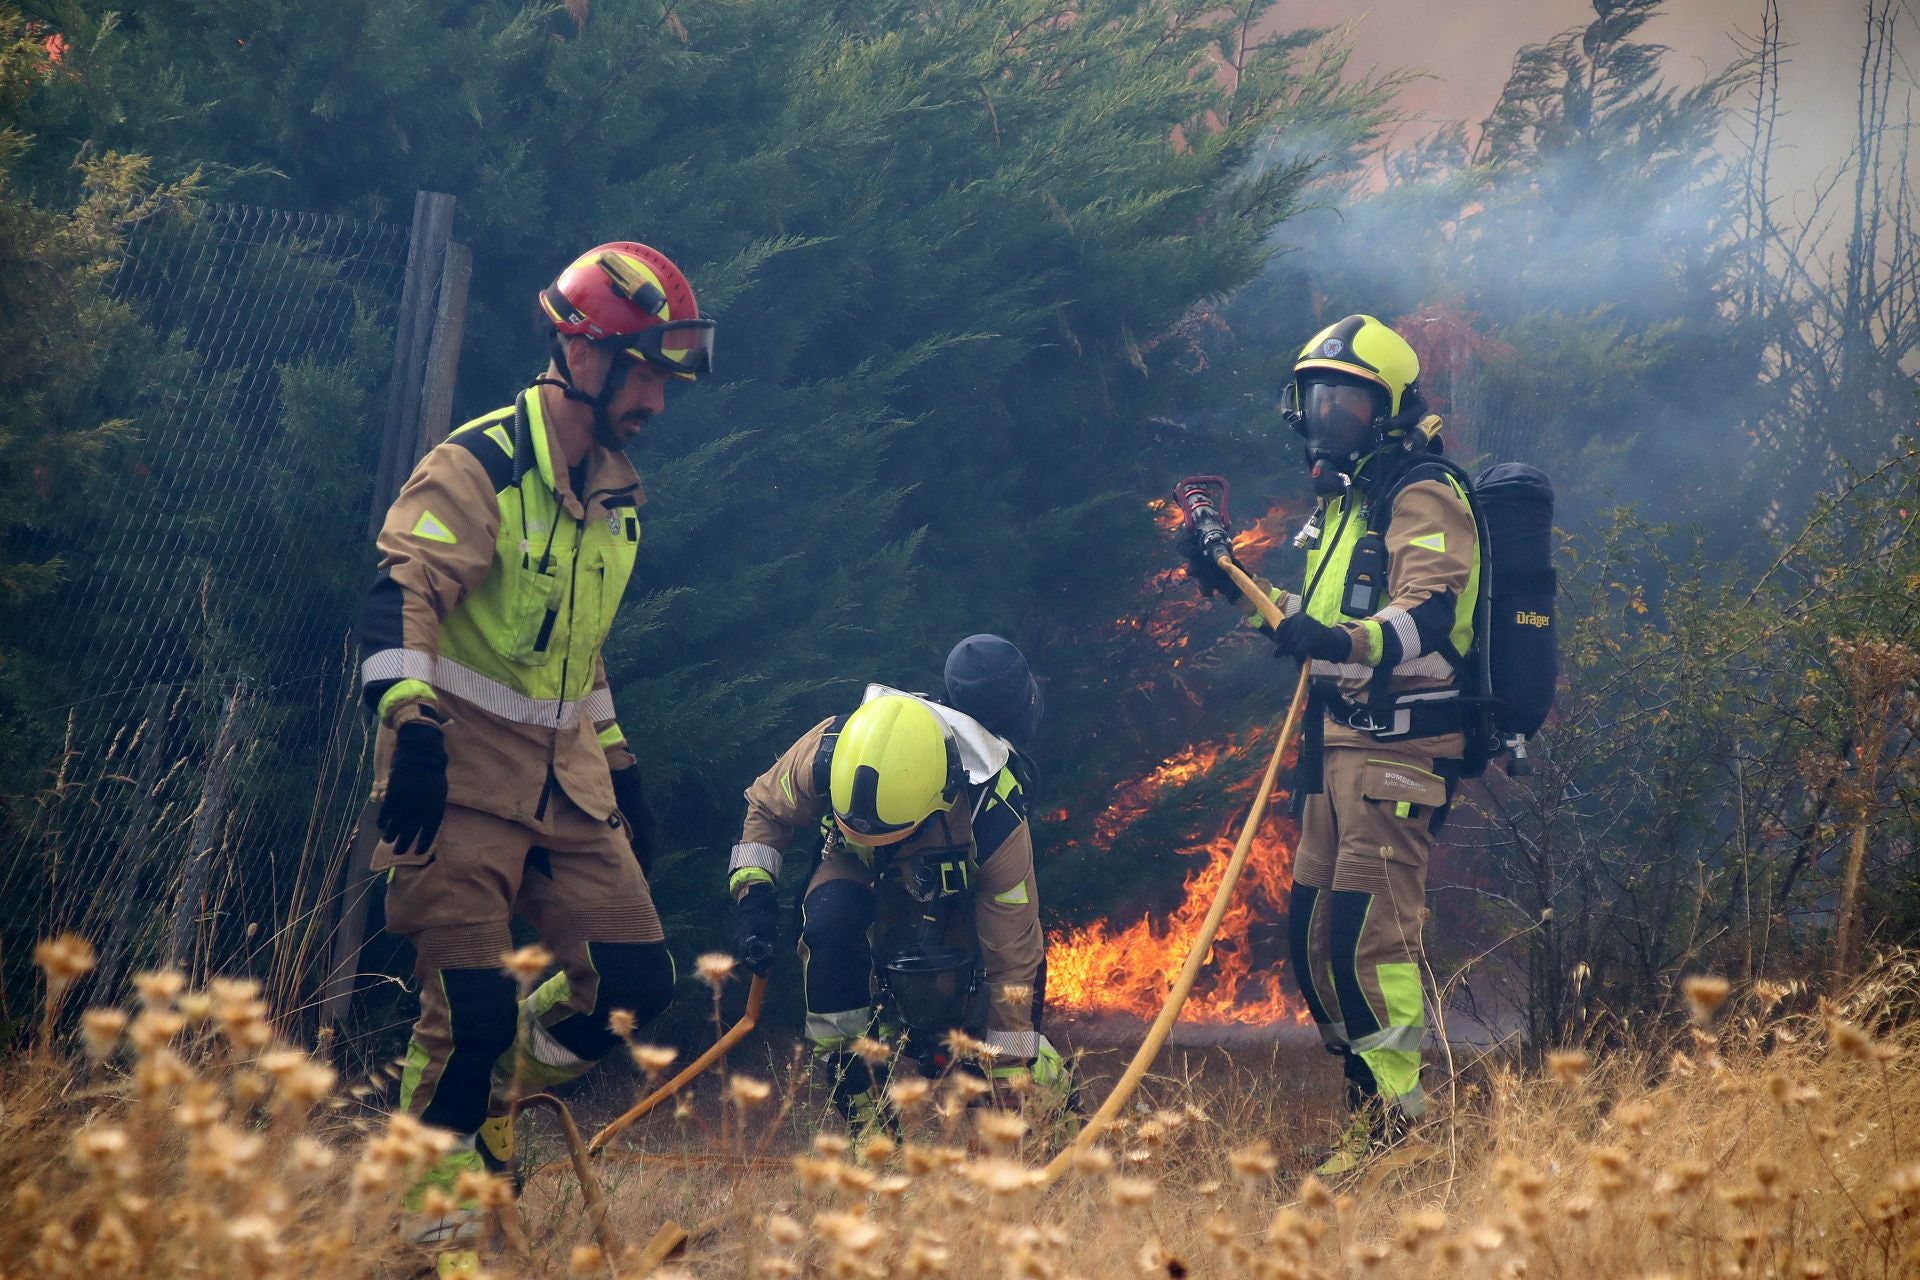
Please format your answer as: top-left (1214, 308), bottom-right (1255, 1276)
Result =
top-left (1173, 475), bottom-right (1233, 556)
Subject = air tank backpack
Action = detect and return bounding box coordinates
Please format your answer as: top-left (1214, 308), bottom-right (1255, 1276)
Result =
top-left (1371, 458), bottom-right (1560, 778)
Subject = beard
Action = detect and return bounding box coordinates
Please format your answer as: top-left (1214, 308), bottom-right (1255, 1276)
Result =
top-left (591, 409), bottom-right (631, 452)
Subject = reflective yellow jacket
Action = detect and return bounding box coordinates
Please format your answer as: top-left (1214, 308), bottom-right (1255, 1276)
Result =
top-left (358, 388), bottom-right (642, 823)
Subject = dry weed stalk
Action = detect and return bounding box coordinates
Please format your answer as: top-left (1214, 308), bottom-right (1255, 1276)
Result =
top-left (13, 941), bottom-right (1920, 1280)
top-left (590, 960), bottom-right (1920, 1280)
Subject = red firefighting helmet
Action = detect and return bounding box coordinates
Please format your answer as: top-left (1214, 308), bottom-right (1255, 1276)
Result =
top-left (538, 241), bottom-right (715, 379)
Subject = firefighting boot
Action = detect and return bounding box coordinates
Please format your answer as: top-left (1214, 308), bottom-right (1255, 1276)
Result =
top-left (404, 1142), bottom-right (486, 1277)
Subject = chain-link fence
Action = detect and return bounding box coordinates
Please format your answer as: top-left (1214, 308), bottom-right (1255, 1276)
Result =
top-left (0, 199), bottom-right (451, 1031)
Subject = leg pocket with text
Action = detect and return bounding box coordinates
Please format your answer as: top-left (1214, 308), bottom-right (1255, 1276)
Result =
top-left (1356, 758), bottom-right (1451, 866)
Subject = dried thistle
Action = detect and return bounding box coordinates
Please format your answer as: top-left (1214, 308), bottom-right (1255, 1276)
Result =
top-left (1682, 974), bottom-right (1731, 1024)
top-left (1229, 1141), bottom-right (1277, 1181)
top-left (501, 945), bottom-right (554, 986)
top-left (814, 1210), bottom-right (883, 1252)
top-left (1826, 1018), bottom-right (1873, 1060)
top-left (729, 1075), bottom-right (773, 1108)
top-left (35, 934), bottom-right (97, 994)
top-left (975, 1110), bottom-right (1027, 1147)
top-left (631, 1043), bottom-right (676, 1074)
top-left (132, 971), bottom-right (186, 1007)
top-left (1548, 1049), bottom-right (1591, 1085)
top-left (695, 952), bottom-right (737, 988)
top-left (887, 1077), bottom-right (931, 1110)
top-left (79, 1008), bottom-right (128, 1060)
top-left (963, 1158), bottom-right (1042, 1196)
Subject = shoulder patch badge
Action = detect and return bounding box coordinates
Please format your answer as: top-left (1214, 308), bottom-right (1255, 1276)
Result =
top-left (1408, 531), bottom-right (1445, 553)
top-left (411, 510), bottom-right (457, 544)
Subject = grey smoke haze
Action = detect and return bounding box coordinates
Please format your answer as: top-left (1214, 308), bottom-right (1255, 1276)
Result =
top-left (1281, 0), bottom-right (1903, 224)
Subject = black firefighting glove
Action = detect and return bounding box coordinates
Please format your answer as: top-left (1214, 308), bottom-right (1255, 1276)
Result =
top-left (378, 721), bottom-right (448, 856)
top-left (609, 763), bottom-right (656, 876)
top-left (731, 881), bottom-right (780, 976)
top-left (1271, 613), bottom-right (1354, 664)
top-left (1177, 526), bottom-right (1241, 599)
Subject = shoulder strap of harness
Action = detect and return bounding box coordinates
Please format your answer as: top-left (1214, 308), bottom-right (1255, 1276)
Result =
top-left (811, 714), bottom-right (849, 799)
top-left (1364, 455), bottom-right (1484, 707)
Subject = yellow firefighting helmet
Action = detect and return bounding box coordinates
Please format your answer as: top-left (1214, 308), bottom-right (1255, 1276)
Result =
top-left (1290, 314), bottom-right (1420, 416)
top-left (830, 696), bottom-right (962, 846)
top-left (1281, 314), bottom-right (1432, 469)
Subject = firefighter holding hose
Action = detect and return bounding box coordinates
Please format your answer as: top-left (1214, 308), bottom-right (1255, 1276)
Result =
top-left (1185, 315), bottom-right (1477, 1176)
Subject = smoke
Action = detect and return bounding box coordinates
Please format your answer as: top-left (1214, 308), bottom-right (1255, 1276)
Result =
top-left (1231, 0), bottom-right (1920, 532)
top-left (1275, 0), bottom-right (1883, 216)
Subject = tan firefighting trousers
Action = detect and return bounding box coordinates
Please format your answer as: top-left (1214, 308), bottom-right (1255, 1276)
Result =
top-left (377, 793), bottom-right (668, 1137)
top-left (797, 834), bottom-right (1042, 1059)
top-left (1291, 740), bottom-right (1457, 1119)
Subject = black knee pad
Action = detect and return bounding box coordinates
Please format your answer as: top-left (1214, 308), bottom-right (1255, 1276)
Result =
top-left (1288, 882), bottom-right (1337, 1030)
top-left (801, 880), bottom-right (876, 1015)
top-left (544, 941), bottom-right (674, 1062)
top-left (1326, 888), bottom-right (1381, 1041)
top-left (423, 967), bottom-right (519, 1136)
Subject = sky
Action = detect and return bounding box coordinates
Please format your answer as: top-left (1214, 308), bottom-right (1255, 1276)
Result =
top-left (1277, 0), bottom-right (1904, 235)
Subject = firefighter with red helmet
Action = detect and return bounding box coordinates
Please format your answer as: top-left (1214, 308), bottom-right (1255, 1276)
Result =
top-left (357, 242), bottom-right (713, 1273)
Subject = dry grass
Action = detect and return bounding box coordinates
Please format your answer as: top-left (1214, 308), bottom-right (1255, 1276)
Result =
top-left (9, 936), bottom-right (1920, 1278)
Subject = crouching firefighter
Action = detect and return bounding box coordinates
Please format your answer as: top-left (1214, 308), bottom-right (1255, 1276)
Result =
top-left (727, 680), bottom-right (1067, 1125)
top-left (356, 242), bottom-right (714, 1271)
top-left (1185, 315), bottom-right (1476, 1176)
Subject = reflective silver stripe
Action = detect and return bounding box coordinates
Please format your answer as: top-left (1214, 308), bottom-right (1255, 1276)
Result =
top-left (1353, 1024), bottom-right (1425, 1053)
top-left (361, 648), bottom-right (433, 686)
top-left (583, 686), bottom-right (616, 723)
top-left (1318, 1020), bottom-right (1349, 1050)
top-left (806, 1007), bottom-right (871, 1050)
top-left (431, 656), bottom-right (590, 729)
top-left (729, 842), bottom-right (784, 880)
top-left (528, 1020), bottom-right (588, 1070)
top-left (1310, 652), bottom-right (1454, 683)
top-left (1283, 593), bottom-right (1302, 618)
top-left (1376, 606), bottom-right (1421, 659)
top-left (983, 1028), bottom-right (1040, 1059)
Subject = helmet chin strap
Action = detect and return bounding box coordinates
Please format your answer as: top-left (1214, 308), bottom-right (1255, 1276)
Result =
top-left (540, 334), bottom-right (635, 451)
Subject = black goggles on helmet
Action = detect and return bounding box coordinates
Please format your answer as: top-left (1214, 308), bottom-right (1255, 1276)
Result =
top-left (601, 317), bottom-right (716, 378)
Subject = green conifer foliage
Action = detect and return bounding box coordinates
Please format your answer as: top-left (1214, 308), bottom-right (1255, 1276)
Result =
top-left (14, 2), bottom-right (1390, 935)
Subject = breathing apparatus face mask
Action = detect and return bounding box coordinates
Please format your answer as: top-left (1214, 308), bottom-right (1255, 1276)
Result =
top-left (1283, 376), bottom-right (1389, 495)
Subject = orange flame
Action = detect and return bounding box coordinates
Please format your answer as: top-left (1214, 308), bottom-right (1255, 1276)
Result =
top-left (1047, 493), bottom-right (1309, 1026)
top-left (1047, 729), bottom-right (1309, 1026)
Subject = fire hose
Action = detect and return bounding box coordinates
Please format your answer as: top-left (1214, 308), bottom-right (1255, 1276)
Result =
top-left (1039, 477), bottom-right (1312, 1185)
top-left (488, 972), bottom-right (768, 1273)
top-left (587, 971), bottom-right (769, 1155)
